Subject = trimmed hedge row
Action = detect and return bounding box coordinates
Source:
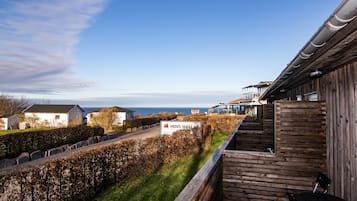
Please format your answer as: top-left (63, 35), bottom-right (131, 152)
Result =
top-left (0, 129), bottom-right (207, 201)
top-left (0, 115), bottom-right (241, 201)
top-left (0, 126), bottom-right (104, 160)
top-left (183, 115), bottom-right (245, 133)
top-left (124, 114), bottom-right (177, 129)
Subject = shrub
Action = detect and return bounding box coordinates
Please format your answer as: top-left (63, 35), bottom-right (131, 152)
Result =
top-left (0, 126), bottom-right (104, 159)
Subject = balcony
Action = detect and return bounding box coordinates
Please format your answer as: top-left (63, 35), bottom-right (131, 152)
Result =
top-left (176, 101), bottom-right (327, 201)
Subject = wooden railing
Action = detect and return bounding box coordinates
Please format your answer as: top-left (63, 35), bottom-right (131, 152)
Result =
top-left (175, 120), bottom-right (243, 201)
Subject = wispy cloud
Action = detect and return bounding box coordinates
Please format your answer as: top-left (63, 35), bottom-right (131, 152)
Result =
top-left (0, 0), bottom-right (106, 93)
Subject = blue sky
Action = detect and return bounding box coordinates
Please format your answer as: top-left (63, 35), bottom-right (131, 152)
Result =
top-left (0, 0), bottom-right (341, 107)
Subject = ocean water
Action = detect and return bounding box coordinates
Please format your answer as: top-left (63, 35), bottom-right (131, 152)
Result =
top-left (83, 107), bottom-right (209, 116)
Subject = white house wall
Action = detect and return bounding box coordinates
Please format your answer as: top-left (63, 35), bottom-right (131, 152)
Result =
top-left (25, 113), bottom-right (68, 127)
top-left (0, 118), bottom-right (7, 130)
top-left (0, 115), bottom-right (19, 130)
top-left (113, 112), bottom-right (126, 125)
top-left (87, 111), bottom-right (133, 126)
top-left (86, 112), bottom-right (99, 126)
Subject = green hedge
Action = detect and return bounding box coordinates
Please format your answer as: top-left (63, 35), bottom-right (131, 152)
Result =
top-left (0, 129), bottom-right (206, 201)
top-left (124, 114), bottom-right (177, 129)
top-left (0, 126), bottom-right (104, 159)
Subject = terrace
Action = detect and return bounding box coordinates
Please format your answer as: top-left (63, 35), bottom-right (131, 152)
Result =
top-left (175, 1), bottom-right (357, 200)
top-left (176, 101), bottom-right (328, 201)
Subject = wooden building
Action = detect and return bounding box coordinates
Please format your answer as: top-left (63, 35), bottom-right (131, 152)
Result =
top-left (176, 1), bottom-right (356, 201)
top-left (260, 1), bottom-right (357, 200)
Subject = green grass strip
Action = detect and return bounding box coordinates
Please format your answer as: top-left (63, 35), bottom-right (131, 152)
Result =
top-left (94, 132), bottom-right (228, 201)
top-left (0, 128), bottom-right (52, 136)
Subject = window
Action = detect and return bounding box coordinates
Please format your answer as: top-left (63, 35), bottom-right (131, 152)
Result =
top-left (305, 92), bottom-right (318, 101)
top-left (296, 95), bottom-right (302, 101)
top-left (55, 115), bottom-right (60, 120)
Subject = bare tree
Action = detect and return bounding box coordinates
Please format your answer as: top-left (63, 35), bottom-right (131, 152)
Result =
top-left (0, 95), bottom-right (29, 116)
top-left (89, 107), bottom-right (117, 132)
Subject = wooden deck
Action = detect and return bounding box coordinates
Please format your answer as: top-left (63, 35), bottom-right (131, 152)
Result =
top-left (229, 104), bottom-right (274, 152)
top-left (175, 101), bottom-right (329, 201)
top-left (222, 101), bottom-right (327, 201)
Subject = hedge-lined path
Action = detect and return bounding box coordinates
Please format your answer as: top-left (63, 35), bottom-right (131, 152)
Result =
top-left (0, 125), bottom-right (162, 172)
top-left (117, 126), bottom-right (160, 140)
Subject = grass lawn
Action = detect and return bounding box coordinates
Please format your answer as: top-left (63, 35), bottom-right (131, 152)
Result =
top-left (93, 132), bottom-right (228, 201)
top-left (0, 128), bottom-right (52, 136)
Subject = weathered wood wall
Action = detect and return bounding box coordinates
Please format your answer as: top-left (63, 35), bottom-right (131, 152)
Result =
top-left (275, 61), bottom-right (357, 201)
top-left (222, 101), bottom-right (327, 201)
top-left (275, 101), bottom-right (327, 176)
top-left (233, 104), bottom-right (274, 152)
top-left (235, 130), bottom-right (273, 152)
top-left (319, 62), bottom-right (357, 201)
top-left (263, 104), bottom-right (274, 135)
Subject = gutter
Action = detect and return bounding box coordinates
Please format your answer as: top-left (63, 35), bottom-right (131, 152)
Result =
top-left (260, 0), bottom-right (357, 100)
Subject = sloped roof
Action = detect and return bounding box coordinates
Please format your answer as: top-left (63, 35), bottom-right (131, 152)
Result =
top-left (229, 98), bottom-right (248, 104)
top-left (23, 104), bottom-right (84, 113)
top-left (88, 106), bottom-right (134, 113)
top-left (0, 114), bottom-right (14, 118)
top-left (261, 1), bottom-right (357, 100)
top-left (243, 81), bottom-right (272, 89)
top-left (110, 106), bottom-right (134, 113)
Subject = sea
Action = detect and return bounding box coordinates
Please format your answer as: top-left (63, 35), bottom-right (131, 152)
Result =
top-left (83, 107), bottom-right (209, 116)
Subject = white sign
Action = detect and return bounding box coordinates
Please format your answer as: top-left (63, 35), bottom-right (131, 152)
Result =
top-left (160, 121), bottom-right (201, 135)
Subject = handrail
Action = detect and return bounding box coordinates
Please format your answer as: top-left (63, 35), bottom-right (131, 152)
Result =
top-left (174, 120), bottom-right (243, 201)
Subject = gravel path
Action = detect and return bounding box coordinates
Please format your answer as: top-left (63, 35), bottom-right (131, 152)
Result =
top-left (118, 126), bottom-right (161, 140)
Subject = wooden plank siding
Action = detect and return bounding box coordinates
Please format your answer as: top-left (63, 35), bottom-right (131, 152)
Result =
top-left (222, 101), bottom-right (327, 201)
top-left (276, 61), bottom-right (357, 201)
top-left (233, 104), bottom-right (275, 152)
top-left (263, 104), bottom-right (274, 137)
top-left (235, 130), bottom-right (274, 152)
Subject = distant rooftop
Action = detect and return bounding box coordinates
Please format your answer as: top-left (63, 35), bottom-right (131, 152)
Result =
top-left (0, 114), bottom-right (14, 118)
top-left (88, 106), bottom-right (134, 113)
top-left (228, 98), bottom-right (248, 104)
top-left (243, 81), bottom-right (272, 89)
top-left (110, 106), bottom-right (134, 113)
top-left (23, 104), bottom-right (83, 113)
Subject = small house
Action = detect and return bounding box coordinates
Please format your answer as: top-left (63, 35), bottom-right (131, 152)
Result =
top-left (23, 104), bottom-right (84, 128)
top-left (0, 114), bottom-right (18, 130)
top-left (86, 106), bottom-right (134, 126)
